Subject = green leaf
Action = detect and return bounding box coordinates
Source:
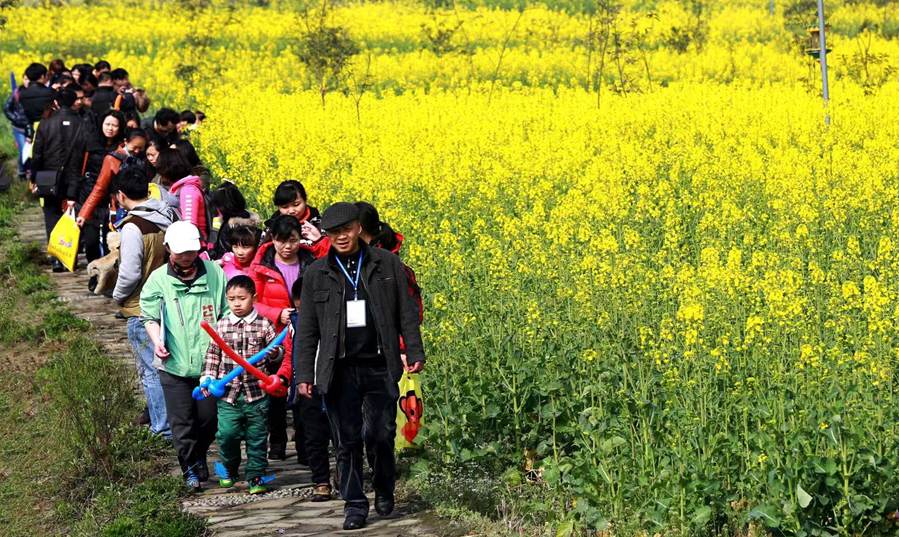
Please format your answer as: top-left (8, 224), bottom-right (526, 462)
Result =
top-left (500, 467), bottom-right (522, 487)
top-left (543, 465), bottom-right (561, 485)
top-left (797, 484), bottom-right (812, 508)
top-left (692, 506), bottom-right (712, 527)
top-left (410, 460), bottom-right (430, 478)
top-left (600, 436), bottom-right (626, 453)
top-left (749, 504), bottom-right (781, 528)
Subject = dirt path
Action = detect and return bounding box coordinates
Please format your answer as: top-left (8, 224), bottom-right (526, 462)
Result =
top-left (18, 205), bottom-right (440, 537)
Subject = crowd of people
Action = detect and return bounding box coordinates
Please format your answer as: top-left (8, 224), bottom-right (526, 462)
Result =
top-left (5, 60), bottom-right (425, 531)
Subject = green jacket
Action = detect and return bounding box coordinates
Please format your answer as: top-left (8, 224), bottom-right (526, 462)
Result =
top-left (140, 260), bottom-right (230, 378)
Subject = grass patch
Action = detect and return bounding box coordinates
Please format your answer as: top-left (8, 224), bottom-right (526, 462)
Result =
top-left (0, 178), bottom-right (206, 537)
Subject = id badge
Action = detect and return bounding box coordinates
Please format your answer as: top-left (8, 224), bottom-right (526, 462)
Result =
top-left (347, 299), bottom-right (367, 328)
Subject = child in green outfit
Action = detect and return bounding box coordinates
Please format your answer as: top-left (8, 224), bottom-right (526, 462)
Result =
top-left (200, 275), bottom-right (280, 494)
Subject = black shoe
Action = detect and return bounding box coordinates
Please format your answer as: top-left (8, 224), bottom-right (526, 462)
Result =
top-left (343, 515), bottom-right (366, 530)
top-left (268, 442), bottom-right (286, 460)
top-left (87, 275), bottom-right (98, 293)
top-left (311, 483), bottom-right (331, 502)
top-left (375, 493), bottom-right (394, 516)
top-left (194, 460), bottom-right (209, 482)
top-left (51, 259), bottom-right (65, 273)
top-left (114, 312), bottom-right (125, 320)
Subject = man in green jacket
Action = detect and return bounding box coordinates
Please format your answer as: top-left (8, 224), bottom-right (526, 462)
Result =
top-left (140, 221), bottom-right (230, 489)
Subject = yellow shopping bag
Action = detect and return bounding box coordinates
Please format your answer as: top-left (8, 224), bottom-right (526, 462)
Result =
top-left (395, 371), bottom-right (424, 450)
top-left (47, 208), bottom-right (80, 272)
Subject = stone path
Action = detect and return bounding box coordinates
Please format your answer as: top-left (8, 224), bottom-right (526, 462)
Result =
top-left (17, 205), bottom-right (441, 537)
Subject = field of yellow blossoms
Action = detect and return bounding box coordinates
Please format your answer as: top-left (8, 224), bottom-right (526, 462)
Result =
top-left (4, 0), bottom-right (899, 534)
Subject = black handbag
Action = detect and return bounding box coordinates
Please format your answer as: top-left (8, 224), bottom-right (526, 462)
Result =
top-left (33, 123), bottom-right (83, 198)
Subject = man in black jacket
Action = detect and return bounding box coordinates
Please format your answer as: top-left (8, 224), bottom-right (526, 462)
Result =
top-left (296, 202), bottom-right (425, 530)
top-left (90, 72), bottom-right (119, 116)
top-left (18, 63), bottom-right (56, 134)
top-left (32, 88), bottom-right (89, 272)
top-left (140, 108), bottom-right (180, 146)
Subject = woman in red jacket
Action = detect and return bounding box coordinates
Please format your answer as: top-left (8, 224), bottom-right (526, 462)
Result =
top-left (76, 129), bottom-right (148, 266)
top-left (249, 215), bottom-right (317, 459)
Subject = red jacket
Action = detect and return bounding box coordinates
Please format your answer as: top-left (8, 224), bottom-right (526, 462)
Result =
top-left (248, 242), bottom-right (316, 332)
top-left (276, 324), bottom-right (296, 382)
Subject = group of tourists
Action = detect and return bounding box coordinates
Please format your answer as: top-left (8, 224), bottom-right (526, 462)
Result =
top-left (6, 59), bottom-right (426, 531)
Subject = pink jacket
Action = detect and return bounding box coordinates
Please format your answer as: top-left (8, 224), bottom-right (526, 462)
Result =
top-left (169, 175), bottom-right (208, 239)
top-left (220, 252), bottom-right (249, 280)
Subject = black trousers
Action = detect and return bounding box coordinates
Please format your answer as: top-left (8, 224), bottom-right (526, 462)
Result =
top-left (268, 393), bottom-right (294, 449)
top-left (325, 365), bottom-right (398, 518)
top-left (81, 219), bottom-right (107, 264)
top-left (80, 210), bottom-right (109, 264)
top-left (42, 194), bottom-right (64, 240)
top-left (293, 387), bottom-right (333, 485)
top-left (159, 370), bottom-right (218, 474)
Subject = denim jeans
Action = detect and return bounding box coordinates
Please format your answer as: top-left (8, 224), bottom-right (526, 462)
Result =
top-left (12, 128), bottom-right (27, 178)
top-left (325, 365), bottom-right (399, 518)
top-left (127, 316), bottom-right (171, 438)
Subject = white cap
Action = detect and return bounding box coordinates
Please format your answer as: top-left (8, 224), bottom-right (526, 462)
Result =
top-left (163, 221), bottom-right (202, 254)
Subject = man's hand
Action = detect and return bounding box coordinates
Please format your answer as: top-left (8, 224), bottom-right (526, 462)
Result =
top-left (154, 340), bottom-right (170, 359)
top-left (299, 382), bottom-right (313, 399)
top-left (75, 216), bottom-right (85, 228)
top-left (401, 354), bottom-right (424, 374)
top-left (279, 309), bottom-right (294, 326)
top-left (29, 183), bottom-right (37, 195)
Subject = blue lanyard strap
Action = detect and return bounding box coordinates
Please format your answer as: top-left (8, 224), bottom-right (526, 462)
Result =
top-left (335, 250), bottom-right (364, 299)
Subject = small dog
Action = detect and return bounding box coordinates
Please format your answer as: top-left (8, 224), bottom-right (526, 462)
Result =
top-left (86, 232), bottom-right (120, 295)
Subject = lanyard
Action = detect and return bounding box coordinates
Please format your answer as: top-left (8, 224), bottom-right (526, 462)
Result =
top-left (335, 250), bottom-right (364, 300)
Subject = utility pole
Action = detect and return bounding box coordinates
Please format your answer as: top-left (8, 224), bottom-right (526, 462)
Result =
top-left (816, 0), bottom-right (830, 124)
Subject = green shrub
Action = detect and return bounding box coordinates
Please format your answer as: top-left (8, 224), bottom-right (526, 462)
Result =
top-left (44, 337), bottom-right (138, 480)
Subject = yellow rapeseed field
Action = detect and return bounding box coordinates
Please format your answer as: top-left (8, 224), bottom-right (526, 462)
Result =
top-left (4, 0), bottom-right (899, 534)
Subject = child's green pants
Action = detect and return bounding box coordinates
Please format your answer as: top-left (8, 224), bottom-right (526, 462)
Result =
top-left (216, 393), bottom-right (270, 480)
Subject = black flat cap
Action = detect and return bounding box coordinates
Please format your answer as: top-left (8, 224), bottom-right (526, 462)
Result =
top-left (321, 202), bottom-right (361, 231)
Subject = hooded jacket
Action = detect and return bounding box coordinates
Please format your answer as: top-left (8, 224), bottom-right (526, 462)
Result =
top-left (211, 211), bottom-right (260, 260)
top-left (139, 259), bottom-right (230, 378)
top-left (248, 241), bottom-right (316, 332)
top-left (114, 198), bottom-right (178, 317)
top-left (169, 175), bottom-right (208, 239)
